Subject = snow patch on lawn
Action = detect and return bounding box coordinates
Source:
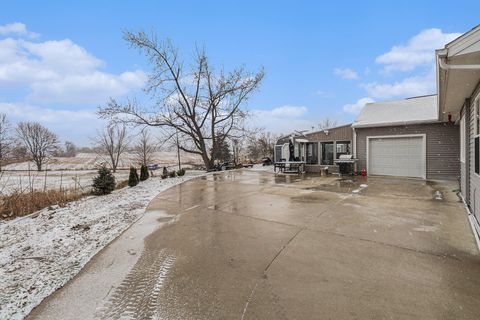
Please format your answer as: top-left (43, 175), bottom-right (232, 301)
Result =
top-left (0, 173), bottom-right (203, 320)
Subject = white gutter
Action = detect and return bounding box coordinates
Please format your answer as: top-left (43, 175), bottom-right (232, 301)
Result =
top-left (352, 119), bottom-right (440, 129)
top-left (438, 57), bottom-right (480, 70)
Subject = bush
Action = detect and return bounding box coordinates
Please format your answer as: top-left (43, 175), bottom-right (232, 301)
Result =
top-left (168, 170), bottom-right (176, 178)
top-left (162, 166), bottom-right (168, 176)
top-left (128, 167), bottom-right (139, 187)
top-left (161, 173), bottom-right (167, 179)
top-left (177, 168), bottom-right (186, 176)
top-left (92, 167), bottom-right (116, 195)
top-left (140, 164), bottom-right (149, 181)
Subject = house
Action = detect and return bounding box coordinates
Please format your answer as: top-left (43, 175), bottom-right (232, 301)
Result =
top-left (273, 25), bottom-right (480, 237)
top-left (436, 25), bottom-right (480, 234)
top-left (274, 124), bottom-right (353, 173)
top-left (352, 95), bottom-right (460, 180)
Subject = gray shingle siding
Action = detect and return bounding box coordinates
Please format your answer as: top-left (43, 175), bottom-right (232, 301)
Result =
top-left (355, 123), bottom-right (460, 180)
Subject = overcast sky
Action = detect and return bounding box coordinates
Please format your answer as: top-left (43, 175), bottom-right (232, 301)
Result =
top-left (1, 1), bottom-right (479, 145)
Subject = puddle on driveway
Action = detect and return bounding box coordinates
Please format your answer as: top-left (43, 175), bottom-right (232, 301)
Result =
top-left (304, 177), bottom-right (368, 194)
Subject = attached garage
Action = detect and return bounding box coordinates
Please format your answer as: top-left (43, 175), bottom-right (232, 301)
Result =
top-left (367, 135), bottom-right (426, 179)
top-left (353, 95), bottom-right (460, 180)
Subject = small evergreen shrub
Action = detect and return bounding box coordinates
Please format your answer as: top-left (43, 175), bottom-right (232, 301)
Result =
top-left (177, 168), bottom-right (186, 176)
top-left (161, 173), bottom-right (167, 179)
top-left (168, 170), bottom-right (176, 178)
top-left (92, 167), bottom-right (116, 195)
top-left (140, 164), bottom-right (149, 181)
top-left (162, 166), bottom-right (168, 176)
top-left (128, 167), bottom-right (139, 187)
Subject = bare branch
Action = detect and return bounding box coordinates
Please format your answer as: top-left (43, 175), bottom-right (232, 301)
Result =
top-left (16, 122), bottom-right (59, 171)
top-left (99, 31), bottom-right (264, 170)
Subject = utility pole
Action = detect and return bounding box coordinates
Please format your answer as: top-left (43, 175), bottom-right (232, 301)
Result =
top-left (176, 128), bottom-right (181, 170)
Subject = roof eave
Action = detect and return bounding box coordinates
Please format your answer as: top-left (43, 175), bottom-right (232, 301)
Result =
top-left (352, 119), bottom-right (441, 129)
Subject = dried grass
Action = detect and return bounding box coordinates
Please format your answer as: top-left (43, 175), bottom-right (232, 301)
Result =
top-left (116, 179), bottom-right (129, 190)
top-left (0, 188), bottom-right (85, 220)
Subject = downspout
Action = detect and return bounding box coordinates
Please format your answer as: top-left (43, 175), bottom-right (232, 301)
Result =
top-left (353, 127), bottom-right (357, 173)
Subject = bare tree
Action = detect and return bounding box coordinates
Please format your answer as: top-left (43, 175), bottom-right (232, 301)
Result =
top-left (63, 141), bottom-right (77, 157)
top-left (318, 118), bottom-right (338, 131)
top-left (246, 130), bottom-right (279, 161)
top-left (99, 31), bottom-right (264, 170)
top-left (16, 122), bottom-right (59, 171)
top-left (134, 128), bottom-right (156, 166)
top-left (0, 113), bottom-right (11, 171)
top-left (94, 124), bottom-right (129, 172)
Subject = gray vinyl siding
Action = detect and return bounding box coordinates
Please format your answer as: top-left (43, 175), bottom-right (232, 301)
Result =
top-left (305, 124), bottom-right (353, 142)
top-left (356, 123), bottom-right (460, 180)
top-left (468, 85), bottom-right (480, 222)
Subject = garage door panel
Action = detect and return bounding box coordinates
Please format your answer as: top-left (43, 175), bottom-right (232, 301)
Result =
top-left (368, 136), bottom-right (425, 178)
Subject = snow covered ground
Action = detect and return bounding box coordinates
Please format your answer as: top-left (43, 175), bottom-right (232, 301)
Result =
top-left (0, 172), bottom-right (204, 320)
top-left (3, 151), bottom-right (202, 171)
top-left (248, 163), bottom-right (275, 173)
top-left (0, 170), bottom-right (130, 195)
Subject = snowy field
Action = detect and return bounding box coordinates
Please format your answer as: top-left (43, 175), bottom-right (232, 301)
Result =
top-left (0, 171), bottom-right (205, 320)
top-left (0, 151), bottom-right (203, 195)
top-left (0, 170), bottom-right (130, 195)
top-left (3, 151), bottom-right (202, 171)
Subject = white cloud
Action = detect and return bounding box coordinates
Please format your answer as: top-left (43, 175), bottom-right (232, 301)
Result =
top-left (357, 28), bottom-right (459, 100)
top-left (0, 30), bottom-right (147, 104)
top-left (251, 105), bottom-right (313, 134)
top-left (255, 105), bottom-right (308, 118)
top-left (361, 70), bottom-right (435, 99)
top-left (343, 97), bottom-right (375, 114)
top-left (375, 28), bottom-right (461, 72)
top-left (0, 102), bottom-right (103, 145)
top-left (0, 102), bottom-right (97, 123)
top-left (0, 22), bottom-right (39, 39)
top-left (334, 68), bottom-right (359, 80)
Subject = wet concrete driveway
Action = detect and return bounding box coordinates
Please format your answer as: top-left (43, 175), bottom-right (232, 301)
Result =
top-left (29, 171), bottom-right (480, 319)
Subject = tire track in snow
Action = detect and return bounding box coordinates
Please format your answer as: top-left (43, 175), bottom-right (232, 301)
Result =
top-left (95, 249), bottom-right (175, 320)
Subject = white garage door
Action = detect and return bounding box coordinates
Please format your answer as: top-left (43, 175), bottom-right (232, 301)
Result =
top-left (368, 135), bottom-right (425, 179)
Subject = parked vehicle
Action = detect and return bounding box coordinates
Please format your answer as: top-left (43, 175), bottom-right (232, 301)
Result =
top-left (261, 157), bottom-right (272, 166)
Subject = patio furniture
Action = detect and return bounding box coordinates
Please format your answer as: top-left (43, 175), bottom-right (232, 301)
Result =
top-left (275, 161), bottom-right (305, 174)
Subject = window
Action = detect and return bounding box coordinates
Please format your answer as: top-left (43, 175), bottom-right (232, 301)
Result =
top-left (475, 100), bottom-right (480, 136)
top-left (321, 142), bottom-right (334, 165)
top-left (275, 145), bottom-right (283, 162)
top-left (476, 137), bottom-right (479, 174)
top-left (335, 141), bottom-right (351, 159)
top-left (306, 143), bottom-right (318, 164)
top-left (460, 114), bottom-right (465, 163)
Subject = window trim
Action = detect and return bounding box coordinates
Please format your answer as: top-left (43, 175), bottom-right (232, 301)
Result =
top-left (320, 141), bottom-right (335, 165)
top-left (335, 140), bottom-right (352, 160)
top-left (318, 139), bottom-right (352, 166)
top-left (475, 98), bottom-right (480, 138)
